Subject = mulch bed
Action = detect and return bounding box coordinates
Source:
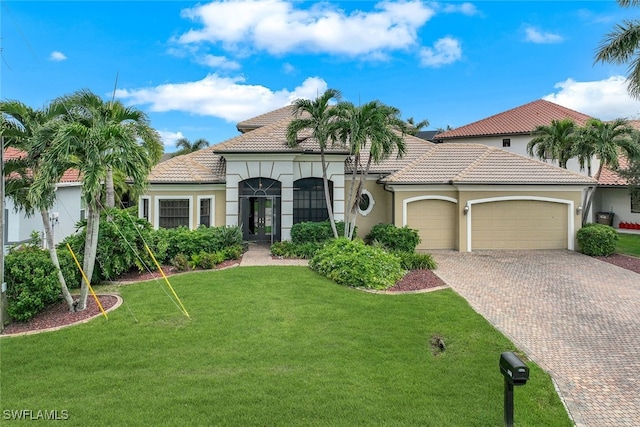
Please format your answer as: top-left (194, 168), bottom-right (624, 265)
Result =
top-left (594, 253), bottom-right (640, 274)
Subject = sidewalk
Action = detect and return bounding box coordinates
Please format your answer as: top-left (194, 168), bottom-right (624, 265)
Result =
top-left (240, 242), bottom-right (309, 267)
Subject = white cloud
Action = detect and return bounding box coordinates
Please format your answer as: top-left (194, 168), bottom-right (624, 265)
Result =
top-left (49, 51), bottom-right (67, 61)
top-left (115, 74), bottom-right (328, 122)
top-left (442, 2), bottom-right (479, 16)
top-left (419, 37), bottom-right (462, 67)
top-left (176, 0), bottom-right (435, 56)
top-left (197, 54), bottom-right (241, 70)
top-left (157, 130), bottom-right (185, 150)
top-left (282, 62), bottom-right (296, 74)
top-left (543, 76), bottom-right (640, 120)
top-left (524, 26), bottom-right (563, 44)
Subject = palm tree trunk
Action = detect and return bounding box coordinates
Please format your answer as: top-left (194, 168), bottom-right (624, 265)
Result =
top-left (40, 208), bottom-right (74, 311)
top-left (582, 164), bottom-right (603, 226)
top-left (76, 202), bottom-right (100, 311)
top-left (345, 155), bottom-right (360, 238)
top-left (106, 166), bottom-right (115, 208)
top-left (320, 150), bottom-right (338, 238)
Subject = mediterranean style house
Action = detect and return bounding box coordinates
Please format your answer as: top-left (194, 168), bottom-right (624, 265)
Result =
top-left (140, 101), bottom-right (599, 252)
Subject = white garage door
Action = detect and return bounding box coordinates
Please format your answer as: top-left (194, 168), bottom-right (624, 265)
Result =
top-left (407, 199), bottom-right (457, 250)
top-left (471, 200), bottom-right (568, 250)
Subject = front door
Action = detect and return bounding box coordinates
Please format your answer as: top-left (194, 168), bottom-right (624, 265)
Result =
top-left (241, 196), bottom-right (278, 243)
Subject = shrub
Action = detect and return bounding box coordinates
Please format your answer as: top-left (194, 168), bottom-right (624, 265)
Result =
top-left (222, 244), bottom-right (244, 261)
top-left (310, 238), bottom-right (405, 290)
top-left (147, 226), bottom-right (243, 264)
top-left (198, 252), bottom-right (226, 270)
top-left (290, 221), bottom-right (349, 243)
top-left (5, 245), bottom-right (63, 321)
top-left (271, 241), bottom-right (325, 259)
top-left (396, 251), bottom-right (437, 270)
top-left (171, 254), bottom-right (190, 272)
top-left (577, 223), bottom-right (619, 256)
top-left (365, 224), bottom-right (421, 253)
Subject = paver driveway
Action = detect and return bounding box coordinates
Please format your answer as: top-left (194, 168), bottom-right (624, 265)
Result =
top-left (431, 250), bottom-right (640, 427)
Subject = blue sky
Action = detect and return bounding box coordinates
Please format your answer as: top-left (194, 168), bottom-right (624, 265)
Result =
top-left (3, 1), bottom-right (640, 152)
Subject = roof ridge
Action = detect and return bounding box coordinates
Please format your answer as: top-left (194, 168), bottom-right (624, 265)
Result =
top-left (453, 145), bottom-right (493, 180)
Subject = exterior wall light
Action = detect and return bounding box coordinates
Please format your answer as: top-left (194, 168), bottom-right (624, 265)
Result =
top-left (576, 206), bottom-right (583, 215)
top-left (463, 205), bottom-right (470, 215)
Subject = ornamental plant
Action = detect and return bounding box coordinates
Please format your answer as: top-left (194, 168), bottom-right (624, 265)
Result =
top-left (577, 223), bottom-right (619, 256)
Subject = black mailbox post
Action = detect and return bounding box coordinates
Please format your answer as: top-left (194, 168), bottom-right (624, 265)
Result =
top-left (499, 352), bottom-right (529, 427)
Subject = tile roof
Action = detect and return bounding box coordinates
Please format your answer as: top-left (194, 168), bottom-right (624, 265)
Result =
top-left (3, 147), bottom-right (81, 184)
top-left (346, 133), bottom-right (435, 174)
top-left (597, 156), bottom-right (630, 187)
top-left (435, 99), bottom-right (593, 140)
top-left (382, 143), bottom-right (597, 185)
top-left (147, 147), bottom-right (226, 183)
top-left (236, 105), bottom-right (296, 133)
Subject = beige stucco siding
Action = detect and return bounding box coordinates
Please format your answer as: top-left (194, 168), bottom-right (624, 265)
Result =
top-left (471, 200), bottom-right (568, 249)
top-left (344, 179), bottom-right (392, 239)
top-left (406, 199), bottom-right (457, 250)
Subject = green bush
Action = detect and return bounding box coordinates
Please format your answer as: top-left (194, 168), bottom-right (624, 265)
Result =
top-left (365, 224), bottom-right (421, 253)
top-left (222, 244), bottom-right (244, 261)
top-left (5, 245), bottom-right (63, 321)
top-left (396, 251), bottom-right (437, 270)
top-left (147, 225), bottom-right (243, 264)
top-left (271, 241), bottom-right (325, 259)
top-left (171, 254), bottom-right (190, 272)
top-left (577, 223), bottom-right (619, 256)
top-left (290, 221), bottom-right (350, 243)
top-left (198, 252), bottom-right (226, 270)
top-left (310, 238), bottom-right (405, 290)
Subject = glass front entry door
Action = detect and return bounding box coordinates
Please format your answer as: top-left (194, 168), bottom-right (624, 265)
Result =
top-left (240, 196), bottom-right (278, 243)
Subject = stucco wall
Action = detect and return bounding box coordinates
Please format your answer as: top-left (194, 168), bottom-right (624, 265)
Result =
top-left (343, 178), bottom-right (392, 239)
top-left (142, 185), bottom-right (227, 229)
top-left (595, 187), bottom-right (639, 227)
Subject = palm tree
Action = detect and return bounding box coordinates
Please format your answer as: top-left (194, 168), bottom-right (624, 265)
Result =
top-left (573, 118), bottom-right (640, 224)
top-left (595, 0), bottom-right (640, 98)
top-left (404, 117), bottom-right (429, 136)
top-left (527, 118), bottom-right (577, 169)
top-left (286, 89), bottom-right (342, 238)
top-left (31, 90), bottom-right (155, 311)
top-left (334, 101), bottom-right (407, 239)
top-left (0, 99), bottom-right (75, 310)
top-left (173, 137), bottom-right (209, 157)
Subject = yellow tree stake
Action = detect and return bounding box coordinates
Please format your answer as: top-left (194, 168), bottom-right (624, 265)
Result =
top-left (145, 245), bottom-right (190, 318)
top-left (66, 243), bottom-right (108, 319)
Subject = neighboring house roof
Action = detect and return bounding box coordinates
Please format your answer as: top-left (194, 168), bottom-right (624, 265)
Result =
top-left (236, 105), bottom-right (296, 133)
top-left (435, 100), bottom-right (593, 140)
top-left (598, 155), bottom-right (631, 187)
top-left (382, 143), bottom-right (597, 185)
top-left (3, 147), bottom-right (81, 184)
top-left (415, 130), bottom-right (439, 141)
top-left (147, 148), bottom-right (226, 184)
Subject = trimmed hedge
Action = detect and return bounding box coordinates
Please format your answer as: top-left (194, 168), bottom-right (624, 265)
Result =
top-left (290, 221), bottom-right (350, 243)
top-left (577, 223), bottom-right (619, 256)
top-left (365, 223), bottom-right (421, 253)
top-left (310, 238), bottom-right (405, 289)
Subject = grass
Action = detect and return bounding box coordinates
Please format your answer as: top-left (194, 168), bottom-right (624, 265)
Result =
top-left (0, 267), bottom-right (571, 426)
top-left (617, 232), bottom-right (640, 257)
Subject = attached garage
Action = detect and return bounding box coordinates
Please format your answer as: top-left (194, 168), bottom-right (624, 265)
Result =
top-left (470, 199), bottom-right (569, 250)
top-left (406, 197), bottom-right (457, 250)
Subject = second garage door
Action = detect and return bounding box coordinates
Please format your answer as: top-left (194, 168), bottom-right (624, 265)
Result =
top-left (471, 200), bottom-right (568, 250)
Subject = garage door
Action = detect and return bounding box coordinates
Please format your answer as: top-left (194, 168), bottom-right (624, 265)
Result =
top-left (471, 200), bottom-right (567, 250)
top-left (407, 199), bottom-right (457, 250)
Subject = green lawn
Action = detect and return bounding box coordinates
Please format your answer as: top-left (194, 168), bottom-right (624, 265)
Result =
top-left (0, 267), bottom-right (571, 426)
top-left (617, 232), bottom-right (640, 257)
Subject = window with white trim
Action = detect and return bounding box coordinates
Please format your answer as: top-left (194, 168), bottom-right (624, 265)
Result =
top-left (141, 198), bottom-right (150, 222)
top-left (357, 189), bottom-right (375, 216)
top-left (199, 198), bottom-right (212, 227)
top-left (159, 199), bottom-right (189, 228)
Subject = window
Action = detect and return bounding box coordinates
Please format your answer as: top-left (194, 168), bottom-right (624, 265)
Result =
top-left (502, 138), bottom-right (511, 147)
top-left (632, 189), bottom-right (640, 213)
top-left (357, 189), bottom-right (375, 216)
top-left (199, 198), bottom-right (211, 227)
top-left (159, 199), bottom-right (190, 228)
top-left (80, 199), bottom-right (86, 221)
top-left (293, 178), bottom-right (333, 224)
top-left (141, 198), bottom-right (150, 222)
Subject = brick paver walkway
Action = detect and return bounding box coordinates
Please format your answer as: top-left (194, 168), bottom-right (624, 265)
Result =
top-left (431, 250), bottom-right (640, 427)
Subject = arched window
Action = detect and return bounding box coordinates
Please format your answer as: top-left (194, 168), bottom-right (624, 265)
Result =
top-left (293, 178), bottom-right (333, 224)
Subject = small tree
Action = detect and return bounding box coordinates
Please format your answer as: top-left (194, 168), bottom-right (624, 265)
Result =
top-left (527, 118), bottom-right (577, 169)
top-left (173, 137), bottom-right (209, 157)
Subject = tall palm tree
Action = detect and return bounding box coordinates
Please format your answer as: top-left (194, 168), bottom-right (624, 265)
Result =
top-left (286, 89), bottom-right (342, 238)
top-left (404, 117), bottom-right (429, 136)
top-left (527, 118), bottom-right (577, 169)
top-left (334, 101), bottom-right (407, 239)
top-left (31, 90), bottom-right (155, 311)
top-left (595, 0), bottom-right (640, 98)
top-left (0, 99), bottom-right (75, 310)
top-left (173, 137), bottom-right (209, 157)
top-left (573, 118), bottom-right (640, 224)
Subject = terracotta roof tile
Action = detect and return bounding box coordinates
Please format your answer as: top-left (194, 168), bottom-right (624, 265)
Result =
top-left (236, 105), bottom-right (296, 132)
top-left (148, 147), bottom-right (225, 183)
top-left (597, 156), bottom-right (630, 186)
top-left (383, 143), bottom-right (597, 185)
top-left (3, 148), bottom-right (81, 183)
top-left (435, 99), bottom-right (593, 140)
